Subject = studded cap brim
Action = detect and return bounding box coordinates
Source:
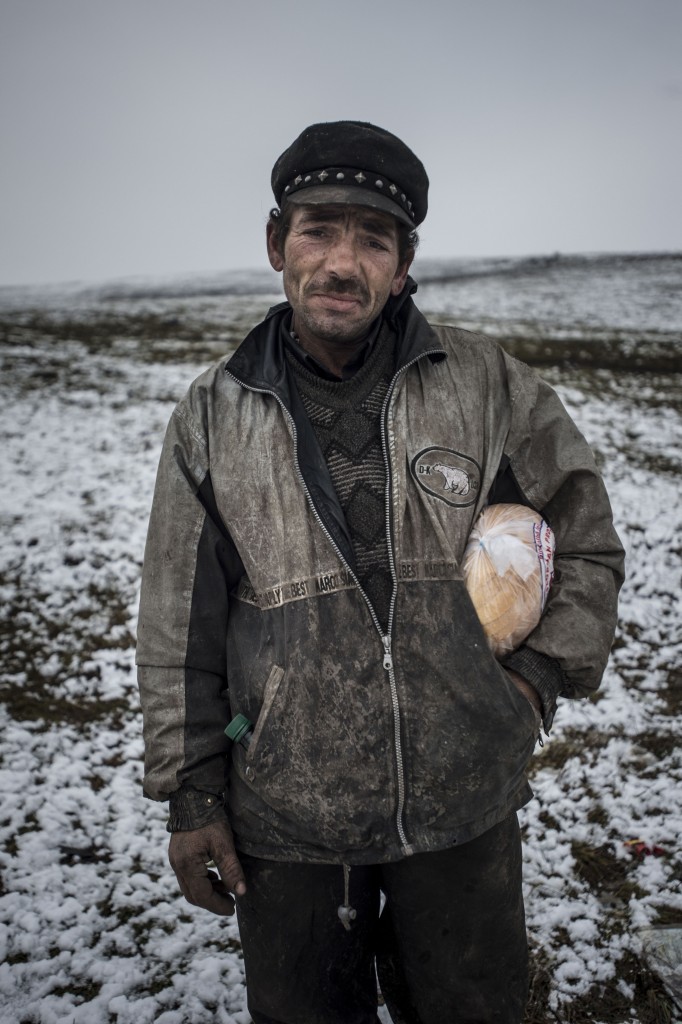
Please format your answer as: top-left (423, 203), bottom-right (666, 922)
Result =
top-left (285, 184), bottom-right (415, 229)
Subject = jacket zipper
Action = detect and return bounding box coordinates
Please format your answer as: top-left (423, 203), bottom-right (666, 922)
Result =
top-left (226, 350), bottom-right (441, 856)
top-left (379, 351), bottom-right (442, 853)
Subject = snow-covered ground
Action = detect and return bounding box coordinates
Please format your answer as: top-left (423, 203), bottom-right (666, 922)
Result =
top-left (0, 267), bottom-right (680, 1023)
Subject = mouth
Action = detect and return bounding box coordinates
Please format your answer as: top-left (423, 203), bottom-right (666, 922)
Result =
top-left (312, 292), bottom-right (364, 311)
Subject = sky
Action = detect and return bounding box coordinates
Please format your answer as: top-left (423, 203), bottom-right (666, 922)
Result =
top-left (1, 0), bottom-right (681, 287)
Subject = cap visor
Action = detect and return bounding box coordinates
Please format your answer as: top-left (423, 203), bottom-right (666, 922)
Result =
top-left (286, 185), bottom-right (414, 228)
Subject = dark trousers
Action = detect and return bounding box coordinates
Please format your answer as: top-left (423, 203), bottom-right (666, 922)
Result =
top-left (235, 813), bottom-right (528, 1024)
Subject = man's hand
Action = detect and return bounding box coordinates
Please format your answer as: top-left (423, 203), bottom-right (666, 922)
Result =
top-left (169, 819), bottom-right (246, 916)
top-left (505, 668), bottom-right (542, 727)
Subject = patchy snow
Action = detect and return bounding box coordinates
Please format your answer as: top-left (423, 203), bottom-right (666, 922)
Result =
top-left (0, 259), bottom-right (680, 1023)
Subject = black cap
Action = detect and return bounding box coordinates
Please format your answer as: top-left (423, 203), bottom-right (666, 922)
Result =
top-left (271, 121), bottom-right (429, 228)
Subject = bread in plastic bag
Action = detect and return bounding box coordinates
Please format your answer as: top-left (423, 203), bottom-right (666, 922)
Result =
top-left (463, 503), bottom-right (555, 657)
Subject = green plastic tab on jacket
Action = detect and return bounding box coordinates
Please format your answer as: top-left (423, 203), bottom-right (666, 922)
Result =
top-left (225, 713), bottom-right (254, 748)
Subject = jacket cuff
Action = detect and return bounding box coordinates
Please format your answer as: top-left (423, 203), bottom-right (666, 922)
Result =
top-left (166, 786), bottom-right (228, 833)
top-left (501, 647), bottom-right (565, 733)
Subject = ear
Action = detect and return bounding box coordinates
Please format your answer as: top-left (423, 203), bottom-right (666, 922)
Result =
top-left (266, 221), bottom-right (284, 272)
top-left (390, 252), bottom-right (414, 296)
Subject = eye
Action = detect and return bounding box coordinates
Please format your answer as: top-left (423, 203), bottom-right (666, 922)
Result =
top-left (366, 237), bottom-right (390, 252)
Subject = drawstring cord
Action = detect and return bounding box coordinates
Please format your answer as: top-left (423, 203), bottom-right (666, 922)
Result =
top-left (337, 863), bottom-right (357, 930)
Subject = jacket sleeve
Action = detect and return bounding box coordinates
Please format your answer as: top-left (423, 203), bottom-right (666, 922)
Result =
top-left (500, 355), bottom-right (625, 721)
top-left (136, 391), bottom-right (244, 824)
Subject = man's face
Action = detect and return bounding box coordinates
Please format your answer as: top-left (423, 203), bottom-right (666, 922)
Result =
top-left (266, 204), bottom-right (412, 349)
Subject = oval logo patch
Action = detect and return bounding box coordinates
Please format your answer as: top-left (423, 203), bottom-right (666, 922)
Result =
top-left (411, 447), bottom-right (481, 508)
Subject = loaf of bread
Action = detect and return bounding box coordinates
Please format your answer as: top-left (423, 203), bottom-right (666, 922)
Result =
top-left (463, 503), bottom-right (555, 657)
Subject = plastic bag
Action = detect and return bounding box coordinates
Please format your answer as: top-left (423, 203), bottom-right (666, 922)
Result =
top-left (463, 503), bottom-right (555, 657)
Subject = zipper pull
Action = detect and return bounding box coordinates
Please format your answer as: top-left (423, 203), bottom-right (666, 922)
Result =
top-left (382, 636), bottom-right (393, 671)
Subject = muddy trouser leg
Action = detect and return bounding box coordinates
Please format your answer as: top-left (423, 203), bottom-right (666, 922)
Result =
top-left (377, 813), bottom-right (528, 1024)
top-left (235, 854), bottom-right (382, 1024)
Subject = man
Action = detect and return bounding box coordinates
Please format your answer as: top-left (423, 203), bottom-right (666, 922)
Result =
top-left (137, 121), bottom-right (624, 1024)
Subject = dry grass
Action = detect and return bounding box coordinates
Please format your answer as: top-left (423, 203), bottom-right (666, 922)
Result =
top-left (525, 944), bottom-right (679, 1024)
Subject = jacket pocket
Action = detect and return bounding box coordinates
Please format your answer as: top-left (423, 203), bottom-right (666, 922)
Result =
top-left (246, 664), bottom-right (285, 762)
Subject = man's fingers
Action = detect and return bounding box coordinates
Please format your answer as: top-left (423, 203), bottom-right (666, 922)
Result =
top-left (176, 868), bottom-right (236, 916)
top-left (169, 821), bottom-right (246, 916)
top-left (506, 669), bottom-right (542, 716)
top-left (212, 840), bottom-right (247, 898)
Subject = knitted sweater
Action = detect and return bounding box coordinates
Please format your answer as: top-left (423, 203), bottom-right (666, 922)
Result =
top-left (286, 323), bottom-right (396, 630)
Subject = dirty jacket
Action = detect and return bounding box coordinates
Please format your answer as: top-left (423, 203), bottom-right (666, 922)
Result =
top-left (136, 291), bottom-right (625, 865)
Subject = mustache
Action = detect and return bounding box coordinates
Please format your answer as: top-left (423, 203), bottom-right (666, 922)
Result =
top-left (306, 277), bottom-right (369, 302)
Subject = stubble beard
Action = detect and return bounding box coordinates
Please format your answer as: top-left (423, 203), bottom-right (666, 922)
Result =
top-left (293, 305), bottom-right (372, 345)
top-left (288, 273), bottom-right (380, 346)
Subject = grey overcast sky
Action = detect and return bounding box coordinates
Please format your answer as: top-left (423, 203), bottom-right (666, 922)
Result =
top-left (1, 0), bottom-right (680, 287)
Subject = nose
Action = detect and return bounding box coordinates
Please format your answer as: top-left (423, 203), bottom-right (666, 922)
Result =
top-left (324, 232), bottom-right (360, 280)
